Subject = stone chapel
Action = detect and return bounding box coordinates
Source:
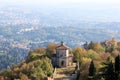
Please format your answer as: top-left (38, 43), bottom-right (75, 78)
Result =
top-left (52, 41), bottom-right (73, 67)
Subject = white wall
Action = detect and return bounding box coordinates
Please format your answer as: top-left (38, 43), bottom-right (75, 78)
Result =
top-left (57, 49), bottom-right (69, 67)
top-left (57, 49), bottom-right (69, 57)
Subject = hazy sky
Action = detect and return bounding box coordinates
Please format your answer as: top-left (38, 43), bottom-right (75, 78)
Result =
top-left (0, 0), bottom-right (120, 22)
top-left (0, 0), bottom-right (120, 5)
top-left (1, 0), bottom-right (119, 11)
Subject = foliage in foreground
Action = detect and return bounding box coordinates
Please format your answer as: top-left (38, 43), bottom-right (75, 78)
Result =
top-left (0, 48), bottom-right (53, 80)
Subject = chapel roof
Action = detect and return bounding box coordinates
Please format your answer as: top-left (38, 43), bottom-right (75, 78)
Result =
top-left (56, 41), bottom-right (69, 50)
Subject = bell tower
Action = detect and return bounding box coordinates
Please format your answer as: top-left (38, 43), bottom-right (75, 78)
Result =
top-left (61, 41), bottom-right (64, 46)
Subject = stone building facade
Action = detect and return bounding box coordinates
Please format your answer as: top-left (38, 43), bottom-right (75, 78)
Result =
top-left (52, 41), bottom-right (73, 67)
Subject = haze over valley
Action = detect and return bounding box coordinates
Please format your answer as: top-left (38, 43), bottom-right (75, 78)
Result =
top-left (0, 0), bottom-right (120, 70)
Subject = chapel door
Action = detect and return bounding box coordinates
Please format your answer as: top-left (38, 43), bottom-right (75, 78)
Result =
top-left (61, 61), bottom-right (65, 67)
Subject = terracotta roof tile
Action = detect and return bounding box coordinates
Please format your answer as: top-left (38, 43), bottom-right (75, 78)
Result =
top-left (56, 45), bottom-right (69, 50)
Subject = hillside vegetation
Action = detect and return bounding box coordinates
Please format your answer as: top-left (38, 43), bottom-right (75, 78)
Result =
top-left (0, 38), bottom-right (120, 80)
top-left (0, 49), bottom-right (53, 80)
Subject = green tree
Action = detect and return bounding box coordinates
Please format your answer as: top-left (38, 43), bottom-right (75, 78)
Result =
top-left (89, 41), bottom-right (94, 49)
top-left (30, 67), bottom-right (45, 80)
top-left (42, 59), bottom-right (53, 77)
top-left (115, 55), bottom-right (120, 73)
top-left (106, 44), bottom-right (115, 53)
top-left (19, 73), bottom-right (29, 80)
top-left (105, 61), bottom-right (114, 80)
top-left (87, 49), bottom-right (100, 60)
top-left (89, 42), bottom-right (105, 54)
top-left (88, 60), bottom-right (96, 80)
top-left (72, 47), bottom-right (87, 63)
top-left (100, 57), bottom-right (115, 80)
top-left (34, 48), bottom-right (46, 54)
top-left (115, 55), bottom-right (120, 80)
top-left (46, 43), bottom-right (58, 58)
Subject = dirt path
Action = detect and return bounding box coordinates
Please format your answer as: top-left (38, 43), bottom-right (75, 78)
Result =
top-left (54, 64), bottom-right (77, 80)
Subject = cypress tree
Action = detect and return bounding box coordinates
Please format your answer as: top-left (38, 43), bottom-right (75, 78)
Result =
top-left (105, 61), bottom-right (114, 80)
top-left (115, 55), bottom-right (120, 80)
top-left (89, 41), bottom-right (94, 49)
top-left (115, 55), bottom-right (120, 73)
top-left (88, 60), bottom-right (96, 80)
top-left (100, 57), bottom-right (115, 80)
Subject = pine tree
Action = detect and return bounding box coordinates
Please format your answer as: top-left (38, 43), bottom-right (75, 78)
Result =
top-left (105, 61), bottom-right (114, 80)
top-left (115, 55), bottom-right (120, 73)
top-left (115, 55), bottom-right (120, 80)
top-left (89, 41), bottom-right (94, 49)
top-left (100, 57), bottom-right (115, 80)
top-left (88, 60), bottom-right (96, 80)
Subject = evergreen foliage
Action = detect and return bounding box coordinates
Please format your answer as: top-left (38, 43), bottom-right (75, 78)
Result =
top-left (88, 60), bottom-right (96, 80)
top-left (115, 55), bottom-right (120, 73)
top-left (115, 55), bottom-right (120, 80)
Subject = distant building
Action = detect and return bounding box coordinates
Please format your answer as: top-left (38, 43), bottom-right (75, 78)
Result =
top-left (52, 41), bottom-right (73, 67)
top-left (104, 38), bottom-right (118, 48)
